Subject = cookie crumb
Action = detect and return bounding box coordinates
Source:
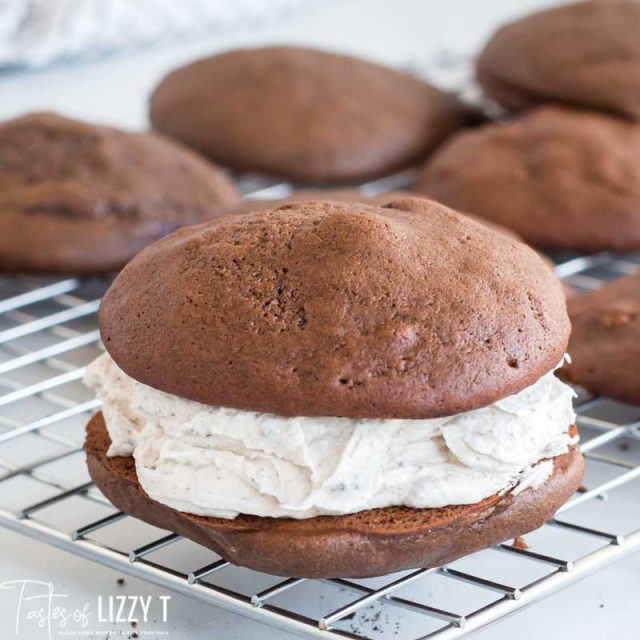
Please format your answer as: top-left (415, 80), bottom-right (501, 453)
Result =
top-left (577, 484), bottom-right (588, 494)
top-left (512, 536), bottom-right (529, 550)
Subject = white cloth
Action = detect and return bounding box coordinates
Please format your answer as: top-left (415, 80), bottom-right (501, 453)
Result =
top-left (0, 0), bottom-right (320, 68)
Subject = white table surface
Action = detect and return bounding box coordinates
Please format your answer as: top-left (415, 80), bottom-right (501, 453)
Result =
top-left (1, 1), bottom-right (639, 639)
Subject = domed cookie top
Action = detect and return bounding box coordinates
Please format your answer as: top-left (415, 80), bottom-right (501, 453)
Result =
top-left (476, 0), bottom-right (640, 120)
top-left (100, 198), bottom-right (569, 419)
top-left (227, 189), bottom-right (366, 216)
top-left (0, 112), bottom-right (239, 273)
top-left (416, 106), bottom-right (640, 251)
top-left (562, 273), bottom-right (640, 405)
top-left (149, 46), bottom-right (470, 184)
top-left (228, 191), bottom-right (521, 241)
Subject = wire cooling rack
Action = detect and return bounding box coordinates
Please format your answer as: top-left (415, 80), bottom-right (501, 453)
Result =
top-left (1, 54), bottom-right (640, 640)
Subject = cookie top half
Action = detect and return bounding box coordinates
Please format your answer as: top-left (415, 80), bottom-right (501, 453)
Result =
top-left (229, 190), bottom-right (522, 241)
top-left (99, 198), bottom-right (569, 419)
top-left (476, 0), bottom-right (640, 120)
top-left (149, 46), bottom-right (470, 184)
top-left (417, 106), bottom-right (640, 251)
top-left (0, 112), bottom-right (239, 273)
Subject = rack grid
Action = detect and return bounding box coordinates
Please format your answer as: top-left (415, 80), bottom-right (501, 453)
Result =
top-left (1, 56), bottom-right (640, 640)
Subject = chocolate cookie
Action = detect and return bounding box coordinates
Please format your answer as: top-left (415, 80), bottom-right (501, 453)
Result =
top-left (0, 112), bottom-right (239, 273)
top-left (227, 189), bottom-right (367, 216)
top-left (477, 0), bottom-right (640, 120)
top-left (416, 106), bottom-right (640, 251)
top-left (86, 412), bottom-right (584, 578)
top-left (230, 193), bottom-right (573, 298)
top-left (562, 273), bottom-right (640, 404)
top-left (149, 46), bottom-right (471, 184)
top-left (99, 198), bottom-right (569, 419)
top-left (229, 190), bottom-right (522, 242)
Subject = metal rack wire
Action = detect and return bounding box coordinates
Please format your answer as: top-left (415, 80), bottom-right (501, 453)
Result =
top-left (1, 54), bottom-right (640, 640)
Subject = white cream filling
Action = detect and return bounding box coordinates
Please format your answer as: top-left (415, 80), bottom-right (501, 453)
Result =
top-left (85, 353), bottom-right (577, 520)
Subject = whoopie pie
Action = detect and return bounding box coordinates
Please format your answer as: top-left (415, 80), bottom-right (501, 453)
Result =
top-left (85, 197), bottom-right (583, 578)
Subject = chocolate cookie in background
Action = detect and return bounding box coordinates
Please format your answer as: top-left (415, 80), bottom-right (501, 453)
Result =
top-left (0, 112), bottom-right (239, 274)
top-left (476, 0), bottom-right (640, 121)
top-left (415, 106), bottom-right (640, 252)
top-left (85, 198), bottom-right (582, 578)
top-left (149, 46), bottom-right (472, 184)
top-left (561, 273), bottom-right (640, 405)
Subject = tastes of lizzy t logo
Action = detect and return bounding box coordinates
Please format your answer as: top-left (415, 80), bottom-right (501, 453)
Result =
top-left (0, 579), bottom-right (170, 639)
